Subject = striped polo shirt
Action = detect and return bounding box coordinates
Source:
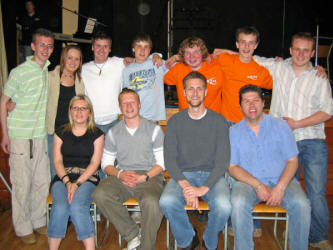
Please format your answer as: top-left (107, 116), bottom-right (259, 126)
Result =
top-left (4, 57), bottom-right (49, 139)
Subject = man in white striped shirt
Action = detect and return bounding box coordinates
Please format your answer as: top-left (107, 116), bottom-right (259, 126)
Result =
top-left (254, 32), bottom-right (333, 250)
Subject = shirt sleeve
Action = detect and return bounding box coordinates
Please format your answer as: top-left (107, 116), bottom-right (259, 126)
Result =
top-left (164, 116), bottom-right (187, 181)
top-left (3, 71), bottom-right (19, 99)
top-left (279, 120), bottom-right (299, 160)
top-left (101, 129), bottom-right (117, 171)
top-left (229, 126), bottom-right (240, 166)
top-left (152, 125), bottom-right (165, 170)
top-left (317, 77), bottom-right (333, 116)
top-left (203, 116), bottom-right (230, 189)
top-left (163, 65), bottom-right (177, 86)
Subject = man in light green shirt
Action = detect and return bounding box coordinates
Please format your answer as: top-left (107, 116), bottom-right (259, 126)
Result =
top-left (0, 28), bottom-right (54, 244)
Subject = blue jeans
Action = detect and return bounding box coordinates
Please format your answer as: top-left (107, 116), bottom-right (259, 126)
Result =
top-left (159, 172), bottom-right (231, 249)
top-left (96, 119), bottom-right (119, 180)
top-left (231, 179), bottom-right (310, 250)
top-left (47, 181), bottom-right (96, 241)
top-left (295, 139), bottom-right (330, 243)
top-left (48, 134), bottom-right (56, 180)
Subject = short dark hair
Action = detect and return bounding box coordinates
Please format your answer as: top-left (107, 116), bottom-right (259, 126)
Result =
top-left (235, 26), bottom-right (260, 44)
top-left (32, 28), bottom-right (54, 43)
top-left (118, 88), bottom-right (140, 104)
top-left (92, 29), bottom-right (112, 46)
top-left (291, 32), bottom-right (315, 50)
top-left (239, 85), bottom-right (264, 104)
top-left (131, 33), bottom-right (152, 49)
top-left (183, 71), bottom-right (207, 89)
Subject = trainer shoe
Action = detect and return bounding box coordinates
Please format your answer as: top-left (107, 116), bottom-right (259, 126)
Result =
top-left (123, 234), bottom-right (141, 250)
top-left (19, 233), bottom-right (37, 244)
top-left (309, 240), bottom-right (333, 250)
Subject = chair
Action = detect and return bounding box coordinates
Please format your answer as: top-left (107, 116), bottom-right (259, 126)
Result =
top-left (46, 194), bottom-right (109, 248)
top-left (166, 200), bottom-right (229, 250)
top-left (252, 203), bottom-right (289, 250)
top-left (118, 197), bottom-right (142, 247)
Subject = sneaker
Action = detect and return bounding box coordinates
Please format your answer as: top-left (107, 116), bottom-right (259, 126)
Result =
top-left (309, 240), bottom-right (333, 250)
top-left (34, 226), bottom-right (47, 235)
top-left (19, 233), bottom-right (37, 244)
top-left (123, 234), bottom-right (141, 250)
top-left (227, 228), bottom-right (262, 238)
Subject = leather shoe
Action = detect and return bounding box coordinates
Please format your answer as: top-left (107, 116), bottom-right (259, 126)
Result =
top-left (34, 226), bottom-right (47, 235)
top-left (181, 229), bottom-right (199, 250)
top-left (202, 240), bottom-right (217, 250)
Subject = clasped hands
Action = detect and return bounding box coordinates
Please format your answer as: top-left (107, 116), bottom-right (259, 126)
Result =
top-left (256, 183), bottom-right (285, 207)
top-left (119, 170), bottom-right (146, 187)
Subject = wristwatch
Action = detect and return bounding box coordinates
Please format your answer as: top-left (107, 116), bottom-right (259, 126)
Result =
top-left (75, 180), bottom-right (82, 187)
top-left (145, 174), bottom-right (150, 182)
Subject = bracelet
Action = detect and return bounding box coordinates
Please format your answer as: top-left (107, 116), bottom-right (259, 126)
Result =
top-left (117, 169), bottom-right (124, 179)
top-left (255, 183), bottom-right (262, 192)
top-left (61, 174), bottom-right (69, 181)
top-left (64, 180), bottom-right (71, 186)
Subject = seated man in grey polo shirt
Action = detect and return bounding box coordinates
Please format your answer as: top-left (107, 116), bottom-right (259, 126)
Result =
top-left (92, 88), bottom-right (164, 250)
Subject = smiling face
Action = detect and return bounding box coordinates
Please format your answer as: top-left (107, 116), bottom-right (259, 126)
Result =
top-left (92, 39), bottom-right (111, 64)
top-left (31, 35), bottom-right (54, 67)
top-left (70, 99), bottom-right (90, 126)
top-left (133, 40), bottom-right (151, 63)
top-left (184, 78), bottom-right (207, 108)
top-left (236, 33), bottom-right (258, 62)
top-left (64, 48), bottom-right (81, 74)
top-left (240, 91), bottom-right (265, 123)
top-left (183, 45), bottom-right (203, 70)
top-left (119, 92), bottom-right (141, 120)
top-left (290, 38), bottom-right (315, 69)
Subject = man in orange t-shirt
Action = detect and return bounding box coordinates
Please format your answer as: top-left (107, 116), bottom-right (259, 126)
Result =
top-left (164, 37), bottom-right (226, 115)
top-left (214, 26), bottom-right (273, 124)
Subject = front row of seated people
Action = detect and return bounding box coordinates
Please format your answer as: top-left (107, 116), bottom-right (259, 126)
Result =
top-left (47, 76), bottom-right (310, 250)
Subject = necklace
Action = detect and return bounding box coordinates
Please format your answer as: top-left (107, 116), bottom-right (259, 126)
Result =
top-left (94, 62), bottom-right (106, 76)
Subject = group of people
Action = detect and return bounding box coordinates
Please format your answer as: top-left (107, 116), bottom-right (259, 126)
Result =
top-left (0, 22), bottom-right (332, 250)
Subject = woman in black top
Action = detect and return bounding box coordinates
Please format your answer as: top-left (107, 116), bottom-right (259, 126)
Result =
top-left (47, 95), bottom-right (104, 250)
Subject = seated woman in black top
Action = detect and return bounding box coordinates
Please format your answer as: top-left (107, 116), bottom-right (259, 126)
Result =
top-left (47, 94), bottom-right (104, 250)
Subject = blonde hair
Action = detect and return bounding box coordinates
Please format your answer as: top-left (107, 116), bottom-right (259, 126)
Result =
top-left (59, 45), bottom-right (83, 81)
top-left (63, 95), bottom-right (96, 132)
top-left (178, 36), bottom-right (209, 61)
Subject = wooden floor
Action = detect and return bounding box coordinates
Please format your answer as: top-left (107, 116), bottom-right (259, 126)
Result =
top-left (0, 210), bottom-right (332, 250)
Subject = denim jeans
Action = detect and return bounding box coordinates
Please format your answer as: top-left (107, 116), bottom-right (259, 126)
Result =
top-left (48, 134), bottom-right (56, 180)
top-left (96, 119), bottom-right (119, 180)
top-left (47, 181), bottom-right (96, 241)
top-left (231, 179), bottom-right (310, 250)
top-left (295, 139), bottom-right (330, 243)
top-left (159, 172), bottom-right (231, 249)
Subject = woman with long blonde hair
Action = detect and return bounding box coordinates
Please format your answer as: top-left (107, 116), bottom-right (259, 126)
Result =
top-left (47, 95), bottom-right (104, 250)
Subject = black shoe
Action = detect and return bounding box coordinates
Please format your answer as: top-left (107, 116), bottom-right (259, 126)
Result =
top-left (202, 240), bottom-right (217, 250)
top-left (196, 210), bottom-right (208, 222)
top-left (181, 229), bottom-right (200, 250)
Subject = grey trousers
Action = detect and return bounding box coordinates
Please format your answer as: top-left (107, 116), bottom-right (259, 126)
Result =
top-left (92, 171), bottom-right (164, 250)
top-left (9, 138), bottom-right (50, 236)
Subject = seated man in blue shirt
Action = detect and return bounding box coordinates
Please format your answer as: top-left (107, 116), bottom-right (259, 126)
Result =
top-left (229, 85), bottom-right (311, 250)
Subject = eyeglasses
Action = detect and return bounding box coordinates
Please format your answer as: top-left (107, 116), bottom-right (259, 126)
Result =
top-left (71, 106), bottom-right (89, 112)
top-left (36, 43), bottom-right (54, 49)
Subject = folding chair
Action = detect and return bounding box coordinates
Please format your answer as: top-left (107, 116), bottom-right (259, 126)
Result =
top-left (252, 203), bottom-right (289, 250)
top-left (118, 197), bottom-right (142, 247)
